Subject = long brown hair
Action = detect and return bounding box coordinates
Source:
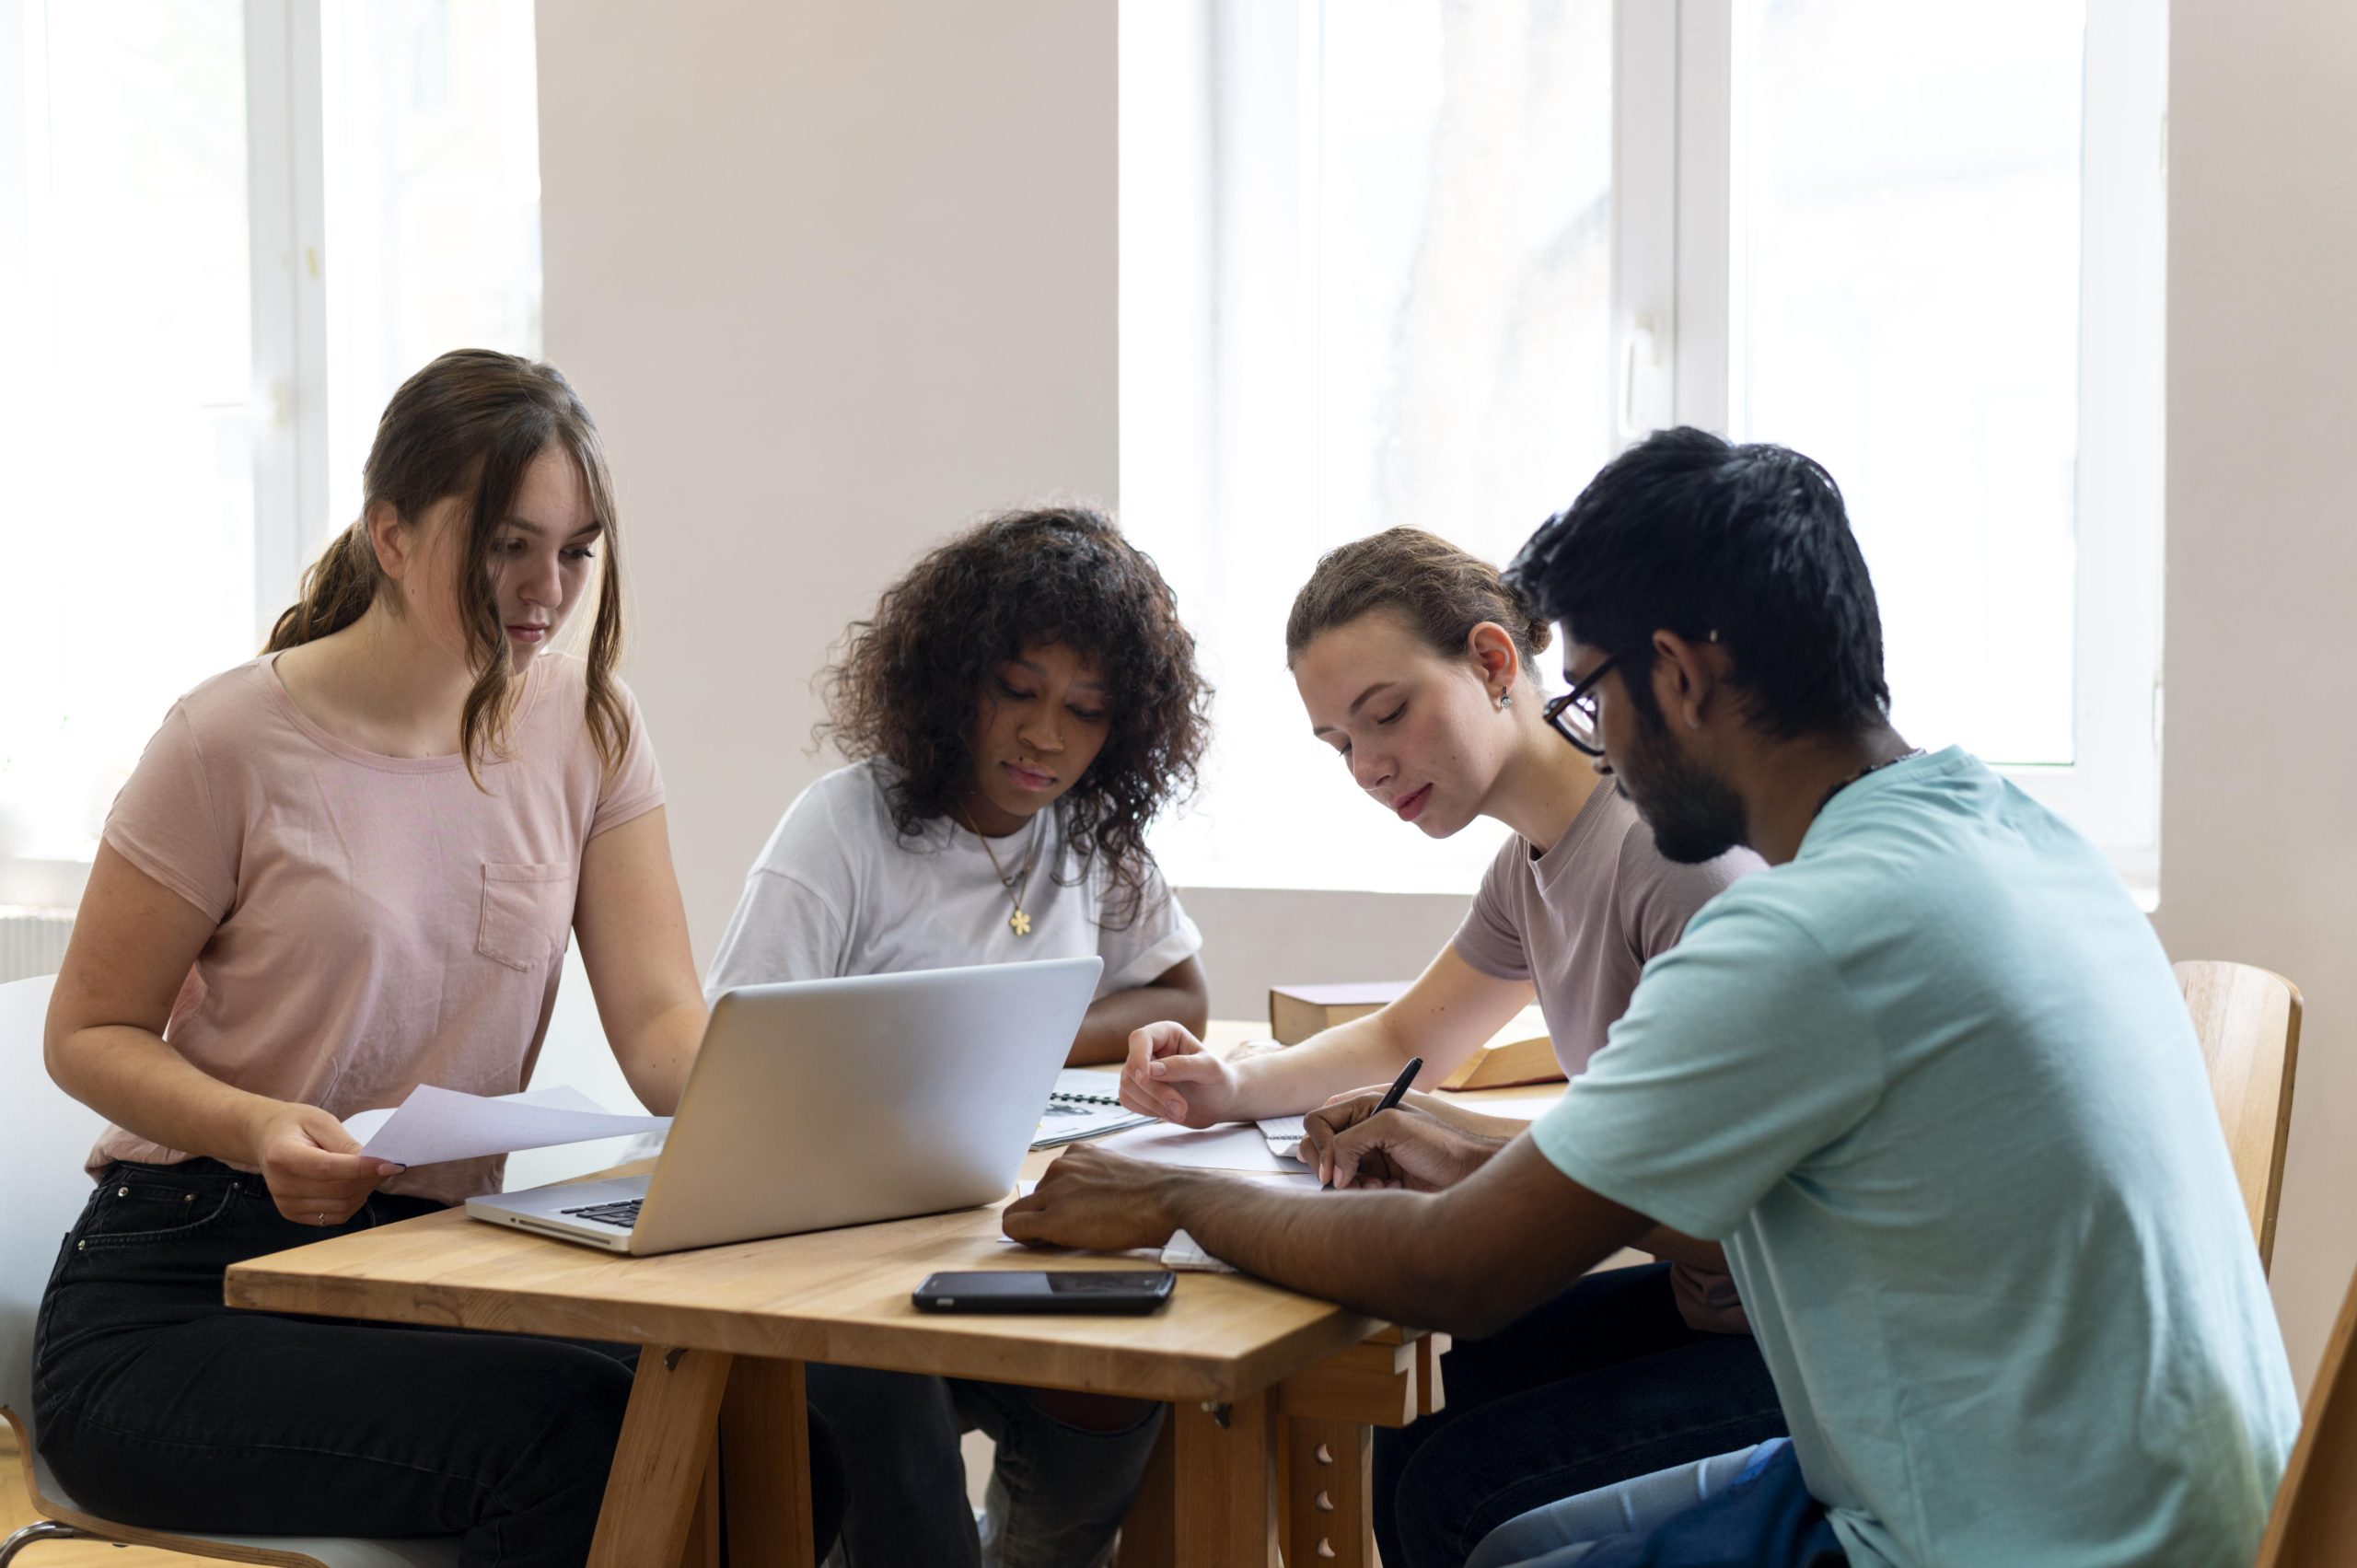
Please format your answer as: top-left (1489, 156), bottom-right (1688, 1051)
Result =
top-left (265, 349), bottom-right (630, 786)
top-left (1285, 526), bottom-right (1552, 673)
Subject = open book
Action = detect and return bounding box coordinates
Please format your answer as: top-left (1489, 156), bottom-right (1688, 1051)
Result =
top-left (1436, 1004), bottom-right (1564, 1091)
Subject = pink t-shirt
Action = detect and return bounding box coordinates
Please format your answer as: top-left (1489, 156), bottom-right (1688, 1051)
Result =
top-left (88, 651), bottom-right (665, 1205)
top-left (1453, 781), bottom-right (1763, 1333)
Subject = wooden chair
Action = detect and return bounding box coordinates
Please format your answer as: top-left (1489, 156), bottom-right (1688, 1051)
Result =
top-left (2175, 961), bottom-right (2302, 1274)
top-left (0, 973), bottom-right (459, 1566)
top-left (2253, 1259), bottom-right (2357, 1566)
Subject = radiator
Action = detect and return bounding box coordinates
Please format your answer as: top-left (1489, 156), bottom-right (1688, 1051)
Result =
top-left (0, 906), bottom-right (74, 984)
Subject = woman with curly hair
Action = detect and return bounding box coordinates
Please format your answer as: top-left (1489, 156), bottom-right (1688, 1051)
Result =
top-left (704, 505), bottom-right (1211, 1568)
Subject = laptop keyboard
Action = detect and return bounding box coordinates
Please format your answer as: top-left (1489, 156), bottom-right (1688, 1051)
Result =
top-left (561, 1200), bottom-right (643, 1230)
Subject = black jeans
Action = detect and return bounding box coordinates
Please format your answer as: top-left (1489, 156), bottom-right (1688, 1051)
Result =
top-left (803, 1365), bottom-right (1165, 1568)
top-left (1375, 1263), bottom-right (1789, 1568)
top-left (33, 1159), bottom-right (842, 1567)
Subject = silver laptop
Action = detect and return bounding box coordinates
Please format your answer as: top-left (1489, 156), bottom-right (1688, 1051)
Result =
top-left (465, 956), bottom-right (1101, 1255)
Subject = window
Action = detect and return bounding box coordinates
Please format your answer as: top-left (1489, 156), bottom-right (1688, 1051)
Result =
top-left (0, 0), bottom-right (540, 897)
top-left (1122, 0), bottom-right (2165, 894)
top-left (319, 0), bottom-right (542, 533)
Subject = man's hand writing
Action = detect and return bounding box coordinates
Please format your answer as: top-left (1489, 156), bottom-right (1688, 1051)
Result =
top-left (1302, 1088), bottom-right (1503, 1191)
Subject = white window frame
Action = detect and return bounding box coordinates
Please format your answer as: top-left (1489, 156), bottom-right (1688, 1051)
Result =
top-left (0, 0), bottom-right (336, 655)
top-left (1121, 0), bottom-right (2165, 896)
top-left (245, 0), bottom-right (336, 642)
top-left (1670, 0), bottom-right (2166, 890)
top-left (3, 0), bottom-right (371, 907)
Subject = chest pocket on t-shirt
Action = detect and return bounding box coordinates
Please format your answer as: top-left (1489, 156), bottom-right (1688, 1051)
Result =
top-left (476, 861), bottom-right (575, 972)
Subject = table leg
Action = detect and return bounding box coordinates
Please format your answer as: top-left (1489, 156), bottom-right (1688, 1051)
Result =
top-left (1270, 1331), bottom-right (1426, 1563)
top-left (720, 1355), bottom-right (819, 1568)
top-left (1167, 1394), bottom-right (1277, 1568)
top-left (680, 1433), bottom-right (723, 1568)
top-left (589, 1346), bottom-right (735, 1568)
top-left (1415, 1332), bottom-right (1450, 1418)
top-left (1279, 1417), bottom-right (1375, 1566)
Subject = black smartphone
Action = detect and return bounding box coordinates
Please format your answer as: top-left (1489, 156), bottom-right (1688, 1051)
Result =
top-left (911, 1270), bottom-right (1176, 1315)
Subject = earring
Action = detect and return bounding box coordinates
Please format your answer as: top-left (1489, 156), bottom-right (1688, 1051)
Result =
top-left (1497, 691), bottom-right (1514, 709)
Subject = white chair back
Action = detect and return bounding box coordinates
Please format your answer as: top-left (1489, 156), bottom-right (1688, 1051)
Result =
top-left (0, 971), bottom-right (466, 1565)
top-left (0, 973), bottom-right (106, 1427)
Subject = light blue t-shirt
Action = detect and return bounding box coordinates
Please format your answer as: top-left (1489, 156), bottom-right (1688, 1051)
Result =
top-left (1531, 748), bottom-right (2299, 1567)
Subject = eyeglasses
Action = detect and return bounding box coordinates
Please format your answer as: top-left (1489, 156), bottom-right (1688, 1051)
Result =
top-left (1541, 632), bottom-right (1718, 757)
top-left (1540, 655), bottom-right (1619, 757)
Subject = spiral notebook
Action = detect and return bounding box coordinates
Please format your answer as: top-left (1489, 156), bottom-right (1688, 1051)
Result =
top-left (1032, 1069), bottom-right (1158, 1150)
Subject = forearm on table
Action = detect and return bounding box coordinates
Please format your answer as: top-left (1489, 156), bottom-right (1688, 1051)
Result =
top-left (1071, 983), bottom-right (1209, 1066)
top-left (1224, 1012), bottom-right (1420, 1120)
top-left (49, 1026), bottom-right (278, 1167)
top-left (1157, 1136), bottom-right (1652, 1336)
top-left (1154, 1170), bottom-right (1467, 1326)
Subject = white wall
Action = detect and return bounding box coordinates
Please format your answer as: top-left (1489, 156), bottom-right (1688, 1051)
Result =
top-left (534, 0), bottom-right (2357, 1393)
top-left (1178, 889), bottom-right (1467, 1017)
top-left (2154, 0), bottom-right (2357, 1394)
top-left (536, 0), bottom-right (1117, 965)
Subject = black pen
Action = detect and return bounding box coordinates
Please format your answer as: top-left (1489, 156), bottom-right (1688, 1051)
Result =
top-left (1323, 1055), bottom-right (1423, 1190)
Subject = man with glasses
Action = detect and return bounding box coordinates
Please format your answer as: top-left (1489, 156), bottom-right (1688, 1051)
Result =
top-left (1009, 427), bottom-right (2297, 1566)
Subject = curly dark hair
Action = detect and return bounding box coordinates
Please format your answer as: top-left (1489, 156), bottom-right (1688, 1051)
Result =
top-left (816, 506), bottom-right (1212, 926)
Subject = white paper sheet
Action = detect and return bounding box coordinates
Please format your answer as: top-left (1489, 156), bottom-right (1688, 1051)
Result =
top-left (1159, 1229), bottom-right (1237, 1273)
top-left (343, 1085), bottom-right (670, 1167)
top-left (1255, 1115), bottom-right (1308, 1157)
top-left (1445, 1094), bottom-right (1560, 1123)
top-left (1097, 1120), bottom-right (1318, 1176)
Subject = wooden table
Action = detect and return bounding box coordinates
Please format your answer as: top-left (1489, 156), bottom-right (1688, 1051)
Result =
top-left (220, 1026), bottom-right (1542, 1566)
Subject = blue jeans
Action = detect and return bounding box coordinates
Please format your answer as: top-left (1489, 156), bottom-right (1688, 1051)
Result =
top-left (32, 1158), bottom-right (844, 1567)
top-left (1376, 1264), bottom-right (1788, 1568)
top-left (807, 1364), bottom-right (1166, 1568)
top-left (1468, 1438), bottom-right (1844, 1567)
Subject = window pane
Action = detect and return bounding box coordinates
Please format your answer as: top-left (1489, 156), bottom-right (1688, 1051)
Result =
top-left (1317, 0), bottom-right (1615, 566)
top-left (320, 0), bottom-right (541, 534)
top-left (1137, 0), bottom-right (1617, 892)
top-left (1735, 0), bottom-right (2084, 765)
top-left (0, 1), bottom-right (255, 864)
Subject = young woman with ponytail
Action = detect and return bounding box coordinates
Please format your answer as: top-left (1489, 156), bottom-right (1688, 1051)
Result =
top-left (1110, 528), bottom-right (1786, 1568)
top-left (33, 349), bottom-right (841, 1562)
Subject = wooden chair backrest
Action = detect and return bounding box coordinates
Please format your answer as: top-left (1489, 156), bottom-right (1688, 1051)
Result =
top-left (2175, 960), bottom-right (2302, 1273)
top-left (2254, 1261), bottom-right (2357, 1566)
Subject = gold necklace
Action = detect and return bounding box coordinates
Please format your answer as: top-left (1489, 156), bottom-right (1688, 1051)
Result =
top-left (963, 807), bottom-right (1043, 937)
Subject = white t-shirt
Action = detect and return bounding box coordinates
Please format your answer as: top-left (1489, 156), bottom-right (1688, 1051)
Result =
top-left (705, 759), bottom-right (1202, 1000)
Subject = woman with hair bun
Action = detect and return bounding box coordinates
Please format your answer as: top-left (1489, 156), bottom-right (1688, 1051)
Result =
top-left (1116, 526), bottom-right (1786, 1568)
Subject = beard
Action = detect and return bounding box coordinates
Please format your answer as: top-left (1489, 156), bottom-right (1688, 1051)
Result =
top-left (1615, 719), bottom-right (1748, 865)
